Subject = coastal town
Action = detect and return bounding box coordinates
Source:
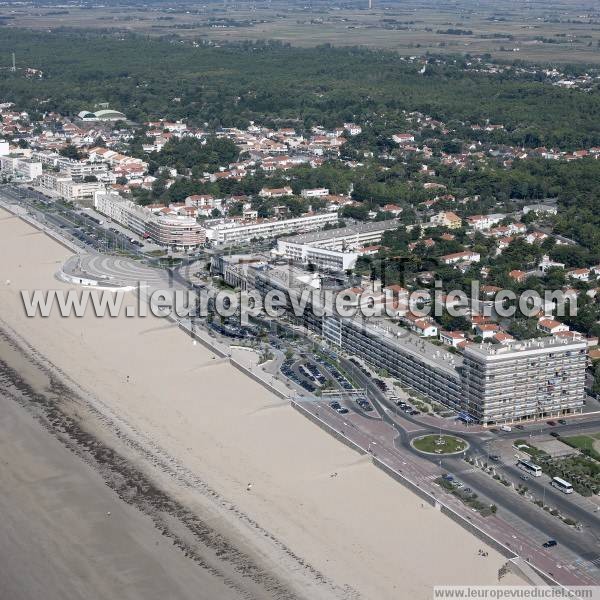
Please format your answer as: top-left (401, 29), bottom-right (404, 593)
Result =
top-left (1, 99), bottom-right (600, 390)
top-left (7, 8), bottom-right (600, 600)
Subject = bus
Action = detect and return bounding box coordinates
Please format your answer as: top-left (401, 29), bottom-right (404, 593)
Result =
top-left (551, 477), bottom-right (573, 494)
top-left (517, 459), bottom-right (542, 477)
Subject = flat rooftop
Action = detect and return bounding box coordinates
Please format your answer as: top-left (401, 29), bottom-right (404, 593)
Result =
top-left (280, 219), bottom-right (399, 245)
top-left (464, 336), bottom-right (587, 359)
top-left (267, 265), bottom-right (464, 377)
top-left (358, 316), bottom-right (463, 377)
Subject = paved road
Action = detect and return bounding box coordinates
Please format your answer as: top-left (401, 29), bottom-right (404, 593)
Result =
top-left (333, 355), bottom-right (600, 585)
top-left (1, 186), bottom-right (141, 255)
top-left (241, 315), bottom-right (600, 584)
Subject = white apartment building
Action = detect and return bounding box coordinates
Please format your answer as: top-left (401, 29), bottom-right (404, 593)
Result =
top-left (0, 155), bottom-right (43, 181)
top-left (40, 171), bottom-right (105, 202)
top-left (523, 204), bottom-right (558, 216)
top-left (205, 212), bottom-right (339, 246)
top-left (32, 152), bottom-right (108, 180)
top-left (462, 338), bottom-right (586, 424)
top-left (146, 214), bottom-right (206, 249)
top-left (441, 251), bottom-right (481, 265)
top-left (215, 259), bottom-right (586, 424)
top-left (466, 213), bottom-right (506, 231)
top-left (277, 244), bottom-right (358, 272)
top-left (39, 171), bottom-right (72, 192)
top-left (94, 192), bottom-right (149, 236)
top-left (275, 220), bottom-right (399, 271)
top-left (94, 192), bottom-right (205, 249)
top-left (278, 219), bottom-right (399, 252)
top-left (59, 159), bottom-right (108, 180)
top-left (60, 179), bottom-right (106, 202)
top-left (259, 186), bottom-right (293, 198)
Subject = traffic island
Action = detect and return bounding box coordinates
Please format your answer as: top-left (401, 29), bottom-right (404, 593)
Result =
top-left (411, 434), bottom-right (469, 455)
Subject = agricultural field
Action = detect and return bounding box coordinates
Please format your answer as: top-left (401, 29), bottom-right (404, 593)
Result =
top-left (2, 0), bottom-right (600, 64)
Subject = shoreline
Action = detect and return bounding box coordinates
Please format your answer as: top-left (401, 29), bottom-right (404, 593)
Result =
top-left (0, 206), bottom-right (526, 598)
top-left (0, 317), bottom-right (347, 600)
top-left (0, 332), bottom-right (257, 600)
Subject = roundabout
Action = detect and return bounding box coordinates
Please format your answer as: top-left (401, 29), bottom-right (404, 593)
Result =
top-left (411, 434), bottom-right (469, 456)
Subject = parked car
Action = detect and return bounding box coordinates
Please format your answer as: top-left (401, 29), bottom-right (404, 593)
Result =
top-left (558, 419), bottom-right (567, 425)
top-left (547, 420), bottom-right (556, 426)
top-left (543, 540), bottom-right (557, 548)
top-left (549, 431), bottom-right (561, 438)
top-left (358, 399), bottom-right (373, 412)
top-left (489, 454), bottom-right (500, 462)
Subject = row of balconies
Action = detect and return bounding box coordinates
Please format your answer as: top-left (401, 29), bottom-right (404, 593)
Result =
top-left (343, 339), bottom-right (462, 405)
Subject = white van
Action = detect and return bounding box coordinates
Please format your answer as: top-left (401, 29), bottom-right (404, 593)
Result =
top-left (500, 425), bottom-right (512, 432)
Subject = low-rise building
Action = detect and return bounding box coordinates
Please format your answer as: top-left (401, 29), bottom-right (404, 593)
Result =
top-left (441, 250), bottom-right (481, 265)
top-left (430, 211), bottom-right (462, 229)
top-left (259, 186), bottom-right (293, 198)
top-left (466, 214), bottom-right (505, 231)
top-left (538, 318), bottom-right (569, 335)
top-left (439, 330), bottom-right (467, 348)
top-left (522, 203), bottom-right (558, 216)
top-left (567, 268), bottom-right (590, 282)
top-left (475, 323), bottom-right (501, 340)
top-left (392, 133), bottom-right (415, 144)
top-left (301, 188), bottom-right (329, 198)
top-left (205, 212), bottom-right (339, 246)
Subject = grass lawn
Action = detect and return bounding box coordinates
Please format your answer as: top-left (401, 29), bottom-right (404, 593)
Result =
top-left (413, 434), bottom-right (467, 454)
top-left (562, 435), bottom-right (600, 463)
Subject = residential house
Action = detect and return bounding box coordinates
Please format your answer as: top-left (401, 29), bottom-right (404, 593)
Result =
top-left (567, 268), bottom-right (590, 282)
top-left (439, 330), bottom-right (466, 348)
top-left (538, 318), bottom-right (569, 335)
top-left (475, 323), bottom-right (501, 340)
top-left (430, 211), bottom-right (462, 229)
top-left (441, 251), bottom-right (481, 265)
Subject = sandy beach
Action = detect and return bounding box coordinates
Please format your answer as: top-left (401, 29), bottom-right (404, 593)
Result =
top-left (0, 207), bottom-right (525, 599)
top-left (0, 380), bottom-right (247, 600)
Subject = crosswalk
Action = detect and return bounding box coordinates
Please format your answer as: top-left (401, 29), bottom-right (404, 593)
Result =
top-left (567, 555), bottom-right (600, 572)
top-left (587, 556), bottom-right (600, 568)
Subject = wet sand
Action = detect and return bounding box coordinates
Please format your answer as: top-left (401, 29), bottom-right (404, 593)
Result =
top-left (0, 383), bottom-right (244, 600)
top-left (0, 207), bottom-right (525, 599)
